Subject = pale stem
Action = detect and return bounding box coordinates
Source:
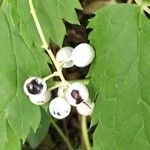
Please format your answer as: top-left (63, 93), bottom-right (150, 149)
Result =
top-left (127, 0), bottom-right (133, 4)
top-left (143, 5), bottom-right (150, 15)
top-left (28, 0), bottom-right (67, 86)
top-left (53, 78), bottom-right (90, 86)
top-left (43, 72), bottom-right (59, 81)
top-left (81, 115), bottom-right (91, 150)
top-left (47, 83), bottom-right (65, 91)
top-left (59, 57), bottom-right (72, 67)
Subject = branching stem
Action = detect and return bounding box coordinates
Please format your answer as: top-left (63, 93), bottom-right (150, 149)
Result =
top-left (28, 1), bottom-right (91, 150)
top-left (54, 78), bottom-right (90, 86)
top-left (48, 83), bottom-right (65, 91)
top-left (59, 57), bottom-right (72, 67)
top-left (43, 72), bottom-right (59, 81)
top-left (28, 0), bottom-right (67, 87)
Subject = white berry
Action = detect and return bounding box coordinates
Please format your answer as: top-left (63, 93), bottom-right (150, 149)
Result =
top-left (23, 77), bottom-right (50, 105)
top-left (23, 77), bottom-right (47, 97)
top-left (77, 101), bottom-right (94, 116)
top-left (71, 43), bottom-right (95, 67)
top-left (49, 97), bottom-right (71, 119)
top-left (29, 91), bottom-right (51, 105)
top-left (65, 82), bottom-right (89, 107)
top-left (56, 46), bottom-right (74, 68)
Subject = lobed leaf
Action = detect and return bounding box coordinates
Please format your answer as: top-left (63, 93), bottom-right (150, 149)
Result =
top-left (0, 0), bottom-right (81, 149)
top-left (9, 0), bottom-right (81, 47)
top-left (27, 108), bottom-right (51, 149)
top-left (88, 4), bottom-right (150, 150)
top-left (0, 1), bottom-right (51, 144)
top-left (0, 123), bottom-right (21, 150)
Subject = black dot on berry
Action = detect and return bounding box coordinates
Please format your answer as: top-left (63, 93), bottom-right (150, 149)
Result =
top-left (53, 109), bottom-right (56, 114)
top-left (57, 112), bottom-right (61, 116)
top-left (71, 90), bottom-right (83, 104)
top-left (26, 79), bottom-right (43, 94)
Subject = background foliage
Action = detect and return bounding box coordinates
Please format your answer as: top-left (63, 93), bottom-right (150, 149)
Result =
top-left (0, 0), bottom-right (81, 149)
top-left (88, 4), bottom-right (150, 150)
top-left (0, 0), bottom-right (150, 149)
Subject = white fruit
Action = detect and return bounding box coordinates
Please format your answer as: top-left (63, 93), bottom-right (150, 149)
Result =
top-left (23, 77), bottom-right (50, 105)
top-left (65, 82), bottom-right (89, 107)
top-left (23, 77), bottom-right (47, 97)
top-left (49, 97), bottom-right (71, 119)
top-left (71, 43), bottom-right (95, 67)
top-left (29, 91), bottom-right (51, 105)
top-left (56, 46), bottom-right (74, 68)
top-left (77, 101), bottom-right (94, 116)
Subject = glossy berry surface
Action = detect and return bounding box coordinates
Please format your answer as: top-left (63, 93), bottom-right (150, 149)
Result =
top-left (56, 46), bottom-right (74, 68)
top-left (71, 43), bottom-right (95, 67)
top-left (77, 101), bottom-right (94, 116)
top-left (29, 91), bottom-right (51, 105)
top-left (65, 82), bottom-right (89, 106)
top-left (49, 97), bottom-right (71, 119)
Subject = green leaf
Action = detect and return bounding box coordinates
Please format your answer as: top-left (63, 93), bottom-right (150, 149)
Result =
top-left (9, 0), bottom-right (81, 47)
top-left (0, 123), bottom-right (21, 150)
top-left (88, 4), bottom-right (150, 150)
top-left (0, 114), bottom-right (7, 142)
top-left (0, 1), bottom-right (51, 143)
top-left (27, 108), bottom-right (50, 149)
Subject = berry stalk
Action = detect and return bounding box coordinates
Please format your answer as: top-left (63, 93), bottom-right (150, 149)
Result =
top-left (81, 115), bottom-right (91, 150)
top-left (51, 119), bottom-right (74, 150)
top-left (28, 0), bottom-right (67, 86)
top-left (53, 78), bottom-right (90, 86)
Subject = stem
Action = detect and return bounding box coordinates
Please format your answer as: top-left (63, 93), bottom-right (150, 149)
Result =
top-left (143, 5), bottom-right (150, 15)
top-left (81, 115), bottom-right (91, 150)
top-left (46, 50), bottom-right (67, 85)
top-left (28, 0), bottom-right (67, 85)
top-left (59, 57), bottom-right (72, 67)
top-left (127, 0), bottom-right (133, 4)
top-left (48, 83), bottom-right (64, 91)
top-left (43, 72), bottom-right (59, 81)
top-left (63, 120), bottom-right (69, 140)
top-left (51, 119), bottom-right (74, 150)
top-left (54, 78), bottom-right (90, 86)
top-left (28, 0), bottom-right (48, 48)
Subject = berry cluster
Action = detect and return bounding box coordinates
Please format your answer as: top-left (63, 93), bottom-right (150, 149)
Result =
top-left (23, 43), bottom-right (95, 119)
top-left (56, 43), bottom-right (95, 68)
top-left (51, 82), bottom-right (94, 119)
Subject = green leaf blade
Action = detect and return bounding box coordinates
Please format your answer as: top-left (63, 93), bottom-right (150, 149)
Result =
top-left (27, 108), bottom-right (50, 149)
top-left (89, 4), bottom-right (150, 150)
top-left (0, 123), bottom-right (21, 150)
top-left (0, 2), bottom-right (51, 144)
top-left (0, 114), bottom-right (7, 142)
top-left (10, 0), bottom-right (81, 47)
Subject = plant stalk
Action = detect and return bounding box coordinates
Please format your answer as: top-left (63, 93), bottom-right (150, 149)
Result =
top-left (28, 0), bottom-right (67, 85)
top-left (81, 115), bottom-right (91, 150)
top-left (51, 119), bottom-right (74, 150)
top-left (54, 78), bottom-right (90, 86)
